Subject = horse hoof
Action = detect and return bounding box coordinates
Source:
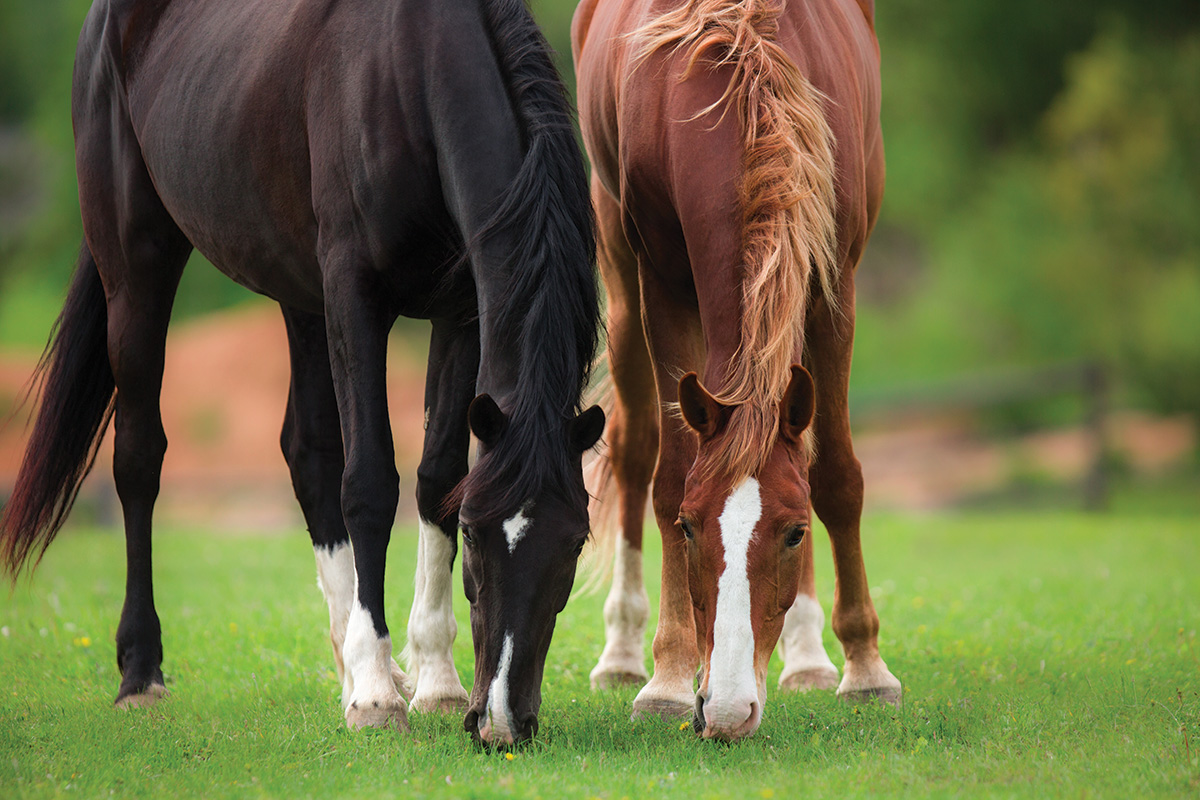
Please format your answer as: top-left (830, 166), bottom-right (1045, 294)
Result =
top-left (345, 697), bottom-right (409, 731)
top-left (409, 691), bottom-right (470, 714)
top-left (838, 684), bottom-right (903, 707)
top-left (779, 666), bottom-right (840, 693)
top-left (390, 661), bottom-right (415, 702)
top-left (591, 669), bottom-right (648, 691)
top-left (838, 660), bottom-right (902, 707)
top-left (114, 682), bottom-right (167, 709)
top-left (631, 695), bottom-right (693, 721)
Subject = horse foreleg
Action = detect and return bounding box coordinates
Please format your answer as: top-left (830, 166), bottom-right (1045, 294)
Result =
top-left (806, 293), bottom-right (901, 706)
top-left (321, 258), bottom-right (407, 731)
top-left (777, 528), bottom-right (840, 691)
top-left (405, 317), bottom-right (477, 714)
top-left (280, 306), bottom-right (413, 703)
top-left (629, 274), bottom-right (705, 721)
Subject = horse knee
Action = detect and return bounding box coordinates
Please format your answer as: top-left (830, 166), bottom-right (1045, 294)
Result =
top-left (609, 412), bottom-right (658, 488)
top-left (415, 468), bottom-right (462, 527)
top-left (341, 461), bottom-right (399, 532)
top-left (811, 452), bottom-right (863, 531)
top-left (831, 602), bottom-right (879, 647)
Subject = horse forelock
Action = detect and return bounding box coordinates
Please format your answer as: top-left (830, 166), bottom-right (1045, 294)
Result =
top-left (635, 0), bottom-right (837, 480)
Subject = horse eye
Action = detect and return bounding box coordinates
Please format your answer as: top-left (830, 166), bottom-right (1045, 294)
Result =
top-left (785, 525), bottom-right (807, 548)
top-left (678, 518), bottom-right (695, 542)
top-left (460, 525), bottom-right (473, 547)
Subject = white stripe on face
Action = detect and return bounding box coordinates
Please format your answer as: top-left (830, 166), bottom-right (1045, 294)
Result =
top-left (502, 505), bottom-right (532, 554)
top-left (706, 478), bottom-right (763, 730)
top-left (481, 632), bottom-right (516, 742)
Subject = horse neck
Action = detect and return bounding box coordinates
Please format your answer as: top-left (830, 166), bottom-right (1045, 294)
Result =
top-left (643, 0), bottom-right (836, 480)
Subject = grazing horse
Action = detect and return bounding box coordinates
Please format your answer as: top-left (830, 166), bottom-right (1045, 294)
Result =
top-left (573, 0), bottom-right (900, 739)
top-left (0, 0), bottom-right (603, 745)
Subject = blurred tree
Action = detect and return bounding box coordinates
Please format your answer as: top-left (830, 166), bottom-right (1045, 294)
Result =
top-left (0, 0), bottom-right (1197, 429)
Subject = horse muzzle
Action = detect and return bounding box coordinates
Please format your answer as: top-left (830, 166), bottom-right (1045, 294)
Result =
top-left (464, 704), bottom-right (538, 746)
top-left (693, 681), bottom-right (765, 741)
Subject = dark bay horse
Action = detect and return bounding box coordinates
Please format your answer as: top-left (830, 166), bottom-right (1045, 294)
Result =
top-left (1, 0), bottom-right (603, 745)
top-left (573, 0), bottom-right (899, 739)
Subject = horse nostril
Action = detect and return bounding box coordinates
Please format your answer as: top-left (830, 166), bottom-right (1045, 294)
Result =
top-left (463, 708), bottom-right (481, 737)
top-left (730, 700), bottom-right (762, 740)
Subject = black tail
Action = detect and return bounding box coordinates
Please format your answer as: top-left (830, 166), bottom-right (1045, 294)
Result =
top-left (1, 243), bottom-right (115, 578)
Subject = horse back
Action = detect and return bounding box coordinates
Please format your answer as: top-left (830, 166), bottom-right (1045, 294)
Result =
top-left (73, 0), bottom-right (526, 317)
top-left (576, 0), bottom-right (882, 265)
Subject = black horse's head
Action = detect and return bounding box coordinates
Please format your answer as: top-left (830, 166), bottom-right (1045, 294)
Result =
top-left (458, 394), bottom-right (604, 745)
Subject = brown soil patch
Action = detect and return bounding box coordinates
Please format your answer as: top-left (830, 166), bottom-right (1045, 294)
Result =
top-left (2, 307), bottom-right (1196, 524)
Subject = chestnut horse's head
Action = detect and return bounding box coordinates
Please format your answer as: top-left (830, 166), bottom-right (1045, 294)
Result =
top-left (676, 365), bottom-right (816, 741)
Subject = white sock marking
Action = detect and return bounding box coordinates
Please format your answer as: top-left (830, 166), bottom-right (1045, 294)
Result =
top-left (483, 633), bottom-right (516, 741)
top-left (343, 596), bottom-right (399, 711)
top-left (502, 505), bottom-right (532, 554)
top-left (592, 534), bottom-right (649, 682)
top-left (404, 518), bottom-right (466, 703)
top-left (314, 543), bottom-right (355, 682)
top-left (779, 594), bottom-right (837, 681)
top-left (708, 478), bottom-right (763, 729)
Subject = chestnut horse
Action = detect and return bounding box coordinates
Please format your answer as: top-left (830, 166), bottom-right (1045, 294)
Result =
top-left (573, 0), bottom-right (900, 739)
top-left (1, 0), bottom-right (603, 745)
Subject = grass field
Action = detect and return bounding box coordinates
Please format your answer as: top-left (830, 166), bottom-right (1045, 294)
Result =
top-left (2, 511), bottom-right (1197, 798)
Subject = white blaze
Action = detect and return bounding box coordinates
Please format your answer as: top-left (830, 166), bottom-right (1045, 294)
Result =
top-left (502, 505), bottom-right (532, 554)
top-left (707, 478), bottom-right (763, 730)
top-left (482, 632), bottom-right (516, 741)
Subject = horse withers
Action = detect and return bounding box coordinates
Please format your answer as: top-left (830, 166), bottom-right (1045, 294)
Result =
top-left (0, 0), bottom-right (602, 746)
top-left (574, 0), bottom-right (901, 740)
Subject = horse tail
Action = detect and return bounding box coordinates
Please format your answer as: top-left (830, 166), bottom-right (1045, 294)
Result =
top-left (635, 0), bottom-right (837, 477)
top-left (2, 243), bottom-right (115, 579)
top-left (579, 369), bottom-right (618, 592)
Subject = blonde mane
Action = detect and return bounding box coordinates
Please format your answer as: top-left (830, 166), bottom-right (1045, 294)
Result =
top-left (635, 0), bottom-right (838, 477)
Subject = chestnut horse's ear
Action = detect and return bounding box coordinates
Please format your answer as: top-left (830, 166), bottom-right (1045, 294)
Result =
top-left (468, 394), bottom-right (507, 446)
top-left (780, 365), bottom-right (816, 443)
top-left (569, 405), bottom-right (606, 452)
top-left (679, 373), bottom-right (731, 440)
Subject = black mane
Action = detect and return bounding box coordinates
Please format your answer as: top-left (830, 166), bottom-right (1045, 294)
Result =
top-left (457, 0), bottom-right (600, 516)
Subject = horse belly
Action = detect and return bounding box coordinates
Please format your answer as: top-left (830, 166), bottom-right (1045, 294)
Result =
top-left (124, 2), bottom-right (326, 311)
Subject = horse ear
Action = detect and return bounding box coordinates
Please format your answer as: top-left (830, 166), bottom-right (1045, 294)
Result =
top-left (780, 365), bottom-right (815, 442)
top-left (569, 405), bottom-right (606, 452)
top-left (679, 373), bottom-right (730, 440)
top-left (468, 394), bottom-right (507, 446)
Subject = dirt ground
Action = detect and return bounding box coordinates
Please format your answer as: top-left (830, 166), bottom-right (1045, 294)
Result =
top-left (1, 304), bottom-right (1195, 529)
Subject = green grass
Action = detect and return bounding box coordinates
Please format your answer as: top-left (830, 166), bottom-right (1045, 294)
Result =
top-left (2, 513), bottom-right (1198, 798)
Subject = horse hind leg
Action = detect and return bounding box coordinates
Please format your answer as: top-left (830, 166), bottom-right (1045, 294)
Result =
top-left (280, 306), bottom-right (413, 707)
top-left (72, 97), bottom-right (195, 707)
top-left (589, 180), bottom-right (656, 691)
